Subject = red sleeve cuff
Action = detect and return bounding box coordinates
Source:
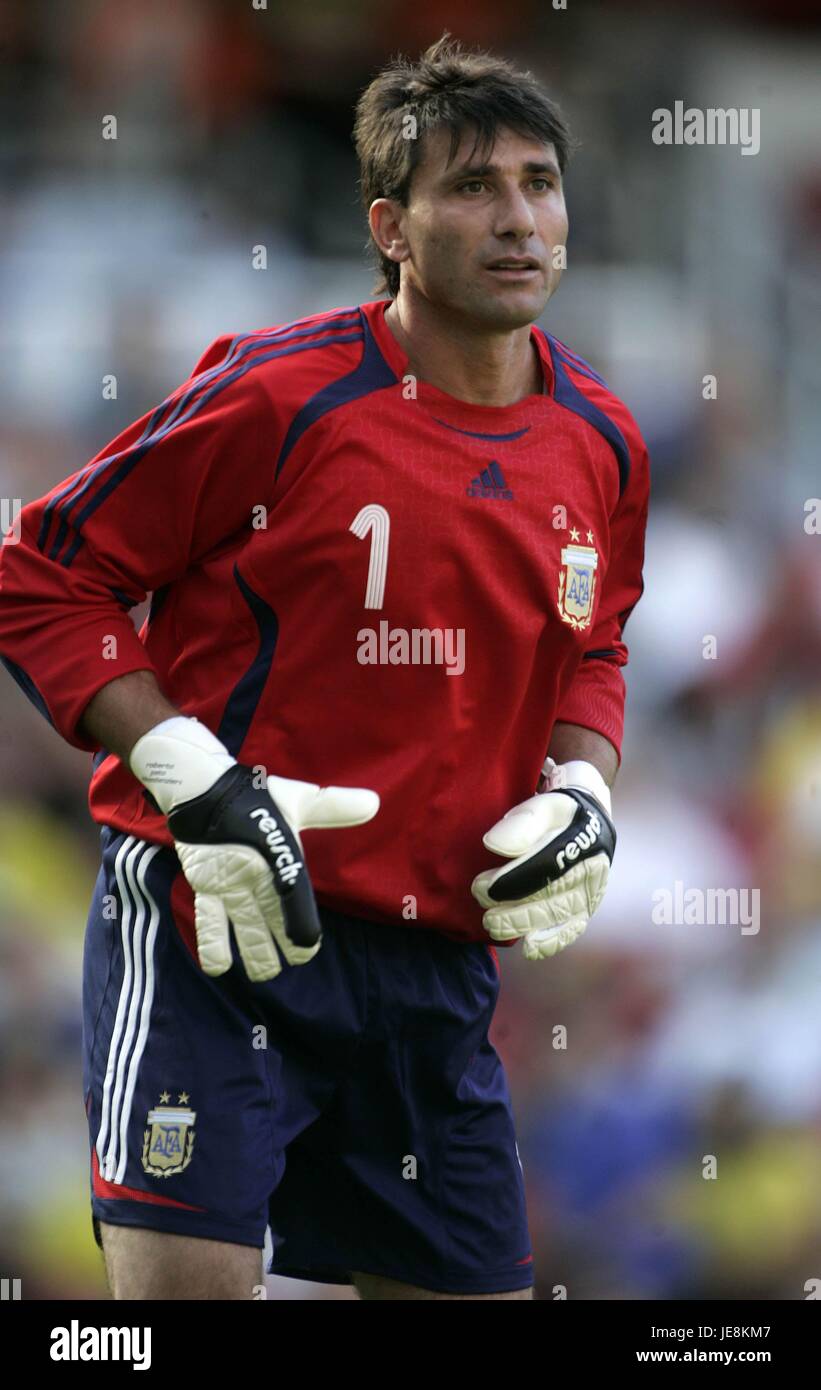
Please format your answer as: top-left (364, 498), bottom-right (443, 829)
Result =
top-left (554, 659), bottom-right (626, 764)
top-left (31, 619), bottom-right (159, 752)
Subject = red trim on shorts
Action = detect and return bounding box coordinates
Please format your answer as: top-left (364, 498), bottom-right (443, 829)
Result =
top-left (91, 1145), bottom-right (206, 1212)
top-left (487, 943), bottom-right (501, 975)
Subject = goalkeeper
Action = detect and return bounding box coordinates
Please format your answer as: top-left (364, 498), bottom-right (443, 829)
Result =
top-left (0, 35), bottom-right (648, 1301)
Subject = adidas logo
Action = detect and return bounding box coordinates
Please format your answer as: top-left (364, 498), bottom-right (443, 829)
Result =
top-left (466, 461), bottom-right (513, 501)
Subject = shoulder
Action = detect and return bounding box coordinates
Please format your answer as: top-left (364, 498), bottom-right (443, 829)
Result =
top-left (190, 305), bottom-right (367, 398)
top-left (538, 327), bottom-right (650, 498)
top-left (188, 304), bottom-right (400, 478)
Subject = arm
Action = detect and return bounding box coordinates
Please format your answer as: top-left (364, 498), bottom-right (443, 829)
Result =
top-left (546, 720), bottom-right (619, 789)
top-left (78, 669), bottom-right (182, 764)
top-left (471, 425), bottom-right (651, 961)
top-left (552, 438), bottom-right (651, 769)
top-left (0, 333), bottom-right (272, 752)
top-left (0, 334), bottom-right (380, 984)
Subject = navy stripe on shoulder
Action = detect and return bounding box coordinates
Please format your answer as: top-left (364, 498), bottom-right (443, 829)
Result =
top-left (547, 338), bottom-right (630, 497)
top-left (37, 316), bottom-right (358, 560)
top-left (275, 307), bottom-right (399, 479)
top-left (555, 350), bottom-right (608, 391)
top-left (45, 316), bottom-right (362, 562)
top-left (48, 319), bottom-right (364, 569)
top-left (549, 336), bottom-right (608, 388)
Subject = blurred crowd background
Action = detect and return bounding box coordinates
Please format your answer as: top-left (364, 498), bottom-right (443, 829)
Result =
top-left (1, 0), bottom-right (820, 1300)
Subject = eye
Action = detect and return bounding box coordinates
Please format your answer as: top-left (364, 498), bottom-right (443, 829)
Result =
top-left (457, 180), bottom-right (486, 193)
top-left (530, 178), bottom-right (553, 191)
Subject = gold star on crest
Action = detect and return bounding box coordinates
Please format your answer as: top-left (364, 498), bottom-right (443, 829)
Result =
top-left (159, 1091), bottom-right (171, 1104)
top-left (570, 526), bottom-right (580, 541)
top-left (587, 529), bottom-right (594, 543)
top-left (178, 1092), bottom-right (190, 1105)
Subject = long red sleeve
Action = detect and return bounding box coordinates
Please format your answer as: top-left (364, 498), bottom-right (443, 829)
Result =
top-left (0, 334), bottom-right (273, 751)
top-left (552, 414), bottom-right (650, 763)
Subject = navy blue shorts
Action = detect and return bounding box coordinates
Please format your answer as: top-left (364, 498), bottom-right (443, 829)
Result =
top-left (83, 825), bottom-right (533, 1295)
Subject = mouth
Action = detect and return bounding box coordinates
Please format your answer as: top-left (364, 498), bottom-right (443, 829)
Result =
top-left (485, 259), bottom-right (542, 280)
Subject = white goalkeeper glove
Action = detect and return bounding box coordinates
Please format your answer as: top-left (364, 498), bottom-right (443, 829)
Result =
top-left (470, 758), bottom-right (615, 961)
top-left (129, 716), bottom-right (379, 982)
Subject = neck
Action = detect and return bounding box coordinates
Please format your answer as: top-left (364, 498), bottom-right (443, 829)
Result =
top-left (384, 289), bottom-right (543, 406)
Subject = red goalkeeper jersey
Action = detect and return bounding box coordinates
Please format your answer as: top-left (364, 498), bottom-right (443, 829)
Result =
top-left (0, 299), bottom-right (650, 943)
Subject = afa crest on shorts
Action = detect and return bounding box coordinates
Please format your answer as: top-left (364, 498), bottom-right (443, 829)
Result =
top-left (142, 1093), bottom-right (196, 1177)
top-left (557, 540), bottom-right (599, 630)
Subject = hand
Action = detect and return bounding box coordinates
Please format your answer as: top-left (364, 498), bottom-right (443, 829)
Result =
top-left (129, 717), bottom-right (379, 981)
top-left (470, 759), bottom-right (615, 961)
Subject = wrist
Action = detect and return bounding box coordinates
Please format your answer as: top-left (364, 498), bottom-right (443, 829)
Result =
top-left (541, 756), bottom-right (612, 818)
top-left (129, 715), bottom-right (236, 817)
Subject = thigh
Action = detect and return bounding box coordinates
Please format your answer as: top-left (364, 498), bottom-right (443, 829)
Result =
top-left (99, 1222), bottom-right (263, 1300)
top-left (352, 1271), bottom-right (533, 1300)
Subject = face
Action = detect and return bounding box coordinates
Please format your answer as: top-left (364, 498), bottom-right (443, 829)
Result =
top-left (373, 124), bottom-right (569, 329)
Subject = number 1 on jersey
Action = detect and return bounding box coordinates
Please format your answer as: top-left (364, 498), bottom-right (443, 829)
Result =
top-left (350, 504), bottom-right (390, 610)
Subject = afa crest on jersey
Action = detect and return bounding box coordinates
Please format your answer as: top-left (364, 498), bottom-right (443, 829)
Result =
top-left (142, 1095), bottom-right (196, 1177)
top-left (557, 541), bottom-right (599, 629)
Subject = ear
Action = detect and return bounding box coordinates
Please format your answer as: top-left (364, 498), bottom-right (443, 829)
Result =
top-left (368, 197), bottom-right (410, 267)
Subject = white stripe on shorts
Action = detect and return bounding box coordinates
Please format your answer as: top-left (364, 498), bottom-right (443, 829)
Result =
top-left (95, 835), bottom-right (164, 1184)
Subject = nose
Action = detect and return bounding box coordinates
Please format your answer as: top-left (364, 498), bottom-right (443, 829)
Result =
top-left (492, 182), bottom-right (538, 241)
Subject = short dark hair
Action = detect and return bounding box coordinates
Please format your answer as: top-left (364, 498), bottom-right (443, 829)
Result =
top-left (352, 32), bottom-right (576, 299)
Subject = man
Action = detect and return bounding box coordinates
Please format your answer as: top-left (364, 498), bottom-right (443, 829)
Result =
top-left (0, 34), bottom-right (649, 1300)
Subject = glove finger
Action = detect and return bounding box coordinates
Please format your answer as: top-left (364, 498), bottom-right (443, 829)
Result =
top-left (223, 830), bottom-right (321, 952)
top-left (480, 906), bottom-right (589, 954)
top-left (227, 891), bottom-right (284, 982)
top-left (211, 840), bottom-right (321, 961)
top-left (265, 775), bottom-right (379, 833)
top-left (518, 853), bottom-right (608, 921)
top-left (482, 792), bottom-right (577, 858)
top-left (258, 870), bottom-right (323, 965)
top-left (272, 922), bottom-right (322, 968)
top-left (175, 835), bottom-right (317, 978)
top-left (482, 911), bottom-right (523, 942)
top-left (578, 853), bottom-right (610, 917)
top-left (471, 867), bottom-right (509, 909)
top-left (192, 893), bottom-right (233, 977)
top-left (480, 856), bottom-right (611, 932)
top-left (522, 915), bottom-right (589, 961)
top-left (482, 884), bottom-right (582, 939)
top-left (264, 775), bottom-right (321, 831)
top-left (296, 785), bottom-right (380, 831)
